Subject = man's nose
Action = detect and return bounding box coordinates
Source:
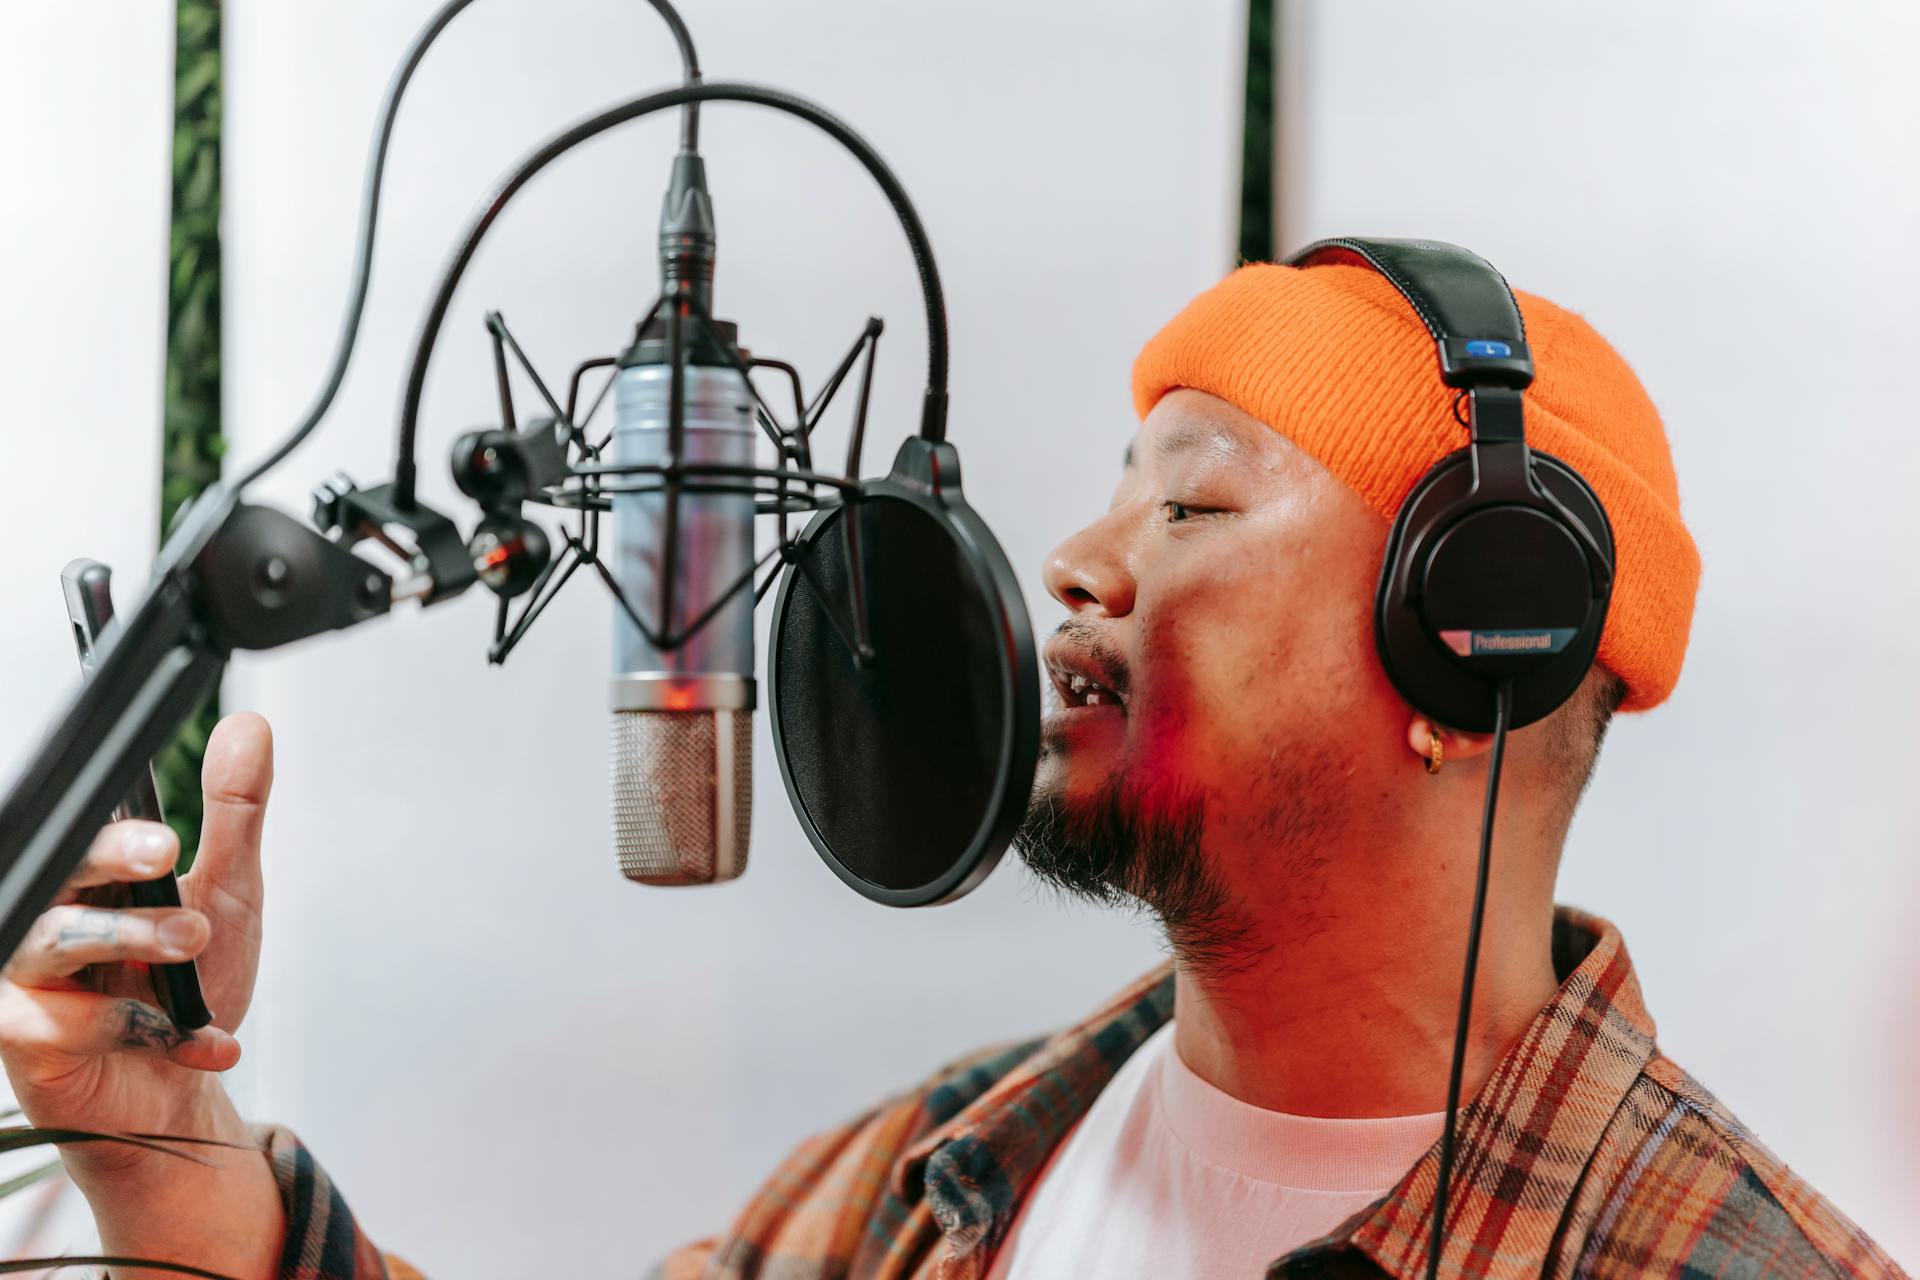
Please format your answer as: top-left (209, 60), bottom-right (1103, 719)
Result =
top-left (1043, 510), bottom-right (1137, 618)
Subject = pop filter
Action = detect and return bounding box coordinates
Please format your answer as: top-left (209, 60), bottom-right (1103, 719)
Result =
top-left (769, 437), bottom-right (1039, 906)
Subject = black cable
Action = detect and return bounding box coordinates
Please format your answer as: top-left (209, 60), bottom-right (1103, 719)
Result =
top-left (1425, 678), bottom-right (1515, 1280)
top-left (643, 0), bottom-right (702, 152)
top-left (391, 80), bottom-right (951, 508)
top-left (231, 0), bottom-right (701, 493)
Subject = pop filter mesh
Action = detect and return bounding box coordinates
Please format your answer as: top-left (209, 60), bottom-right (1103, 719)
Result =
top-left (773, 496), bottom-right (1005, 893)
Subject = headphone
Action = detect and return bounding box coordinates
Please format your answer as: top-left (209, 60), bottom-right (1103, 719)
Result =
top-left (1286, 238), bottom-right (1616, 733)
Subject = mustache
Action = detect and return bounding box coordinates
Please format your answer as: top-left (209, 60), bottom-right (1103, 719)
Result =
top-left (1051, 618), bottom-right (1131, 700)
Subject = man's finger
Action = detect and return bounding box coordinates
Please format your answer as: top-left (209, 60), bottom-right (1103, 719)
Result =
top-left (4, 907), bottom-right (209, 988)
top-left (183, 712), bottom-right (272, 905)
top-left (0, 984), bottom-right (240, 1072)
top-left (61, 822), bottom-right (178, 898)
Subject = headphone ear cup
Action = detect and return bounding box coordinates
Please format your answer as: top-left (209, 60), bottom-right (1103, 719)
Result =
top-left (1376, 450), bottom-right (1614, 733)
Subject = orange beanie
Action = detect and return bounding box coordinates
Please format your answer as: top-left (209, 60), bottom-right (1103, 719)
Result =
top-left (1131, 262), bottom-right (1698, 712)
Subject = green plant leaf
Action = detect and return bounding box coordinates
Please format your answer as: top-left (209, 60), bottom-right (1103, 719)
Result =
top-left (177, 49), bottom-right (219, 109)
top-left (0, 1257), bottom-right (233, 1277)
top-left (0, 1160), bottom-right (59, 1201)
top-left (158, 0), bottom-right (224, 852)
top-left (1238, 0), bottom-right (1276, 264)
top-left (0, 1130), bottom-right (248, 1274)
top-left (0, 1124), bottom-right (254, 1167)
top-left (124, 1131), bottom-right (254, 1153)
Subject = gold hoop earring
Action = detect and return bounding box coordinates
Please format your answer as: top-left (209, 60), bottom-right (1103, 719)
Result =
top-left (1426, 729), bottom-right (1444, 775)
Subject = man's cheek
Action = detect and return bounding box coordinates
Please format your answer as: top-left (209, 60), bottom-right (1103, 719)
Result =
top-left (1128, 701), bottom-right (1189, 780)
top-left (1129, 615), bottom-right (1225, 773)
top-left (1126, 668), bottom-right (1221, 791)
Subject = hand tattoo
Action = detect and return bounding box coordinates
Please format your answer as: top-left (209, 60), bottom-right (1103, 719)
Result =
top-left (115, 1000), bottom-right (188, 1052)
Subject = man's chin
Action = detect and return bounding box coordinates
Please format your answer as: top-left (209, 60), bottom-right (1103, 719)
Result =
top-left (1012, 773), bottom-right (1117, 904)
top-left (1013, 767), bottom-right (1266, 983)
top-left (1013, 757), bottom-right (1196, 905)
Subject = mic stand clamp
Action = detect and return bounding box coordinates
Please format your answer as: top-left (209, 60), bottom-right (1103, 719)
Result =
top-left (0, 478), bottom-right (461, 972)
top-left (312, 475), bottom-right (478, 606)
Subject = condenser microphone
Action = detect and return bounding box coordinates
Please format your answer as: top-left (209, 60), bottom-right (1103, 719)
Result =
top-left (608, 149), bottom-right (757, 886)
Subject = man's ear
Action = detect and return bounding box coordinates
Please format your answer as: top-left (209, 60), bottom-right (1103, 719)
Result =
top-left (1405, 713), bottom-right (1497, 767)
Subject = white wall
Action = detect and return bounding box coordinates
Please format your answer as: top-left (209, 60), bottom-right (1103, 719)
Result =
top-left (221, 2), bottom-right (1239, 1273)
top-left (0, 5), bottom-right (173, 1256)
top-left (5, 1), bottom-right (1913, 1273)
top-left (1284, 0), bottom-right (1920, 1264)
top-left (0, 14), bottom-right (171, 776)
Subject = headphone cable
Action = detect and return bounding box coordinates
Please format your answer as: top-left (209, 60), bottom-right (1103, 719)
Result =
top-left (1425, 677), bottom-right (1515, 1280)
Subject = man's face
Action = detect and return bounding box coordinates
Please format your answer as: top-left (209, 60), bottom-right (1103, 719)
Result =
top-left (1015, 389), bottom-right (1405, 958)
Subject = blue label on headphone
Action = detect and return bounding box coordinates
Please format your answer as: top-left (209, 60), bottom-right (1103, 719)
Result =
top-left (1439, 628), bottom-right (1579, 658)
top-left (1464, 339), bottom-right (1512, 358)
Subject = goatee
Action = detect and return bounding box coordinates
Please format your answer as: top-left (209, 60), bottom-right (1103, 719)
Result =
top-left (1014, 740), bottom-right (1266, 983)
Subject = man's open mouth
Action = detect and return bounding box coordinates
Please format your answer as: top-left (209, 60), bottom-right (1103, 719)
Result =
top-left (1045, 656), bottom-right (1128, 712)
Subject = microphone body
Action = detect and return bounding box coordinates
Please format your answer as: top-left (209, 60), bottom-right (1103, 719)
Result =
top-left (610, 357), bottom-right (756, 884)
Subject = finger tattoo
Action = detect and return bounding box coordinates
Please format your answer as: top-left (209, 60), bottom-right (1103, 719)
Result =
top-left (55, 909), bottom-right (120, 948)
top-left (116, 1000), bottom-right (189, 1052)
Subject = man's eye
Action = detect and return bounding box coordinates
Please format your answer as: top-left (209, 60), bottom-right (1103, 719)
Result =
top-left (1162, 499), bottom-right (1221, 523)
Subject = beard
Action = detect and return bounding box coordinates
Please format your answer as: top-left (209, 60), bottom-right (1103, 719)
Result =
top-left (1014, 726), bottom-right (1268, 984)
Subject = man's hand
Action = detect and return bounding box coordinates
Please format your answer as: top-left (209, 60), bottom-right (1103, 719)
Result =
top-left (0, 712), bottom-right (285, 1277)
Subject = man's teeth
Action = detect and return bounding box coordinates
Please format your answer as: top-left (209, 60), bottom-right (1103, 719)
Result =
top-left (1064, 672), bottom-right (1114, 706)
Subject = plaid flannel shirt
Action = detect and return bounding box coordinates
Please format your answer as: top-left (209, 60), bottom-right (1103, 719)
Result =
top-left (260, 907), bottom-right (1904, 1279)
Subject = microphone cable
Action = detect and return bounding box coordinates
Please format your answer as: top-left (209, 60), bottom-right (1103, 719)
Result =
top-left (232, 0), bottom-right (702, 494)
top-left (1425, 677), bottom-right (1515, 1280)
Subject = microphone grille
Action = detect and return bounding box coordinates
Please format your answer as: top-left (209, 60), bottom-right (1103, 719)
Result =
top-left (611, 709), bottom-right (752, 885)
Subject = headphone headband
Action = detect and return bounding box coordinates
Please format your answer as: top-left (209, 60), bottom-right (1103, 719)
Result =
top-left (1286, 237), bottom-right (1534, 390)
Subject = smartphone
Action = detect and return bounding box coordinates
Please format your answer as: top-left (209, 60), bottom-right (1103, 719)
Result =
top-left (61, 559), bottom-right (213, 1030)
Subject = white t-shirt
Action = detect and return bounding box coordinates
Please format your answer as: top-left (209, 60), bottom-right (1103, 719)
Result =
top-left (985, 1022), bottom-right (1445, 1279)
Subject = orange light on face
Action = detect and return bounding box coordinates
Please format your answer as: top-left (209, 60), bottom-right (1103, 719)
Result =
top-left (663, 684), bottom-right (696, 711)
top-left (481, 545), bottom-right (512, 569)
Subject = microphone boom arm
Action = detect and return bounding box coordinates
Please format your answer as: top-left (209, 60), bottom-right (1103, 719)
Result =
top-left (0, 485), bottom-right (408, 969)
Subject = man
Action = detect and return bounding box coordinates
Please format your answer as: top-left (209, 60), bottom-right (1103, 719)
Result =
top-left (1, 259), bottom-right (1902, 1279)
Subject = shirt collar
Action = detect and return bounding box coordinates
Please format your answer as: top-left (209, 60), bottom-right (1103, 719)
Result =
top-left (898, 907), bottom-right (1656, 1279)
top-left (1304, 907), bottom-right (1658, 1280)
top-left (893, 963), bottom-right (1175, 1255)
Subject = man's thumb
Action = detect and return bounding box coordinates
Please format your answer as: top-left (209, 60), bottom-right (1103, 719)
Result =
top-left (185, 711), bottom-right (274, 902)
